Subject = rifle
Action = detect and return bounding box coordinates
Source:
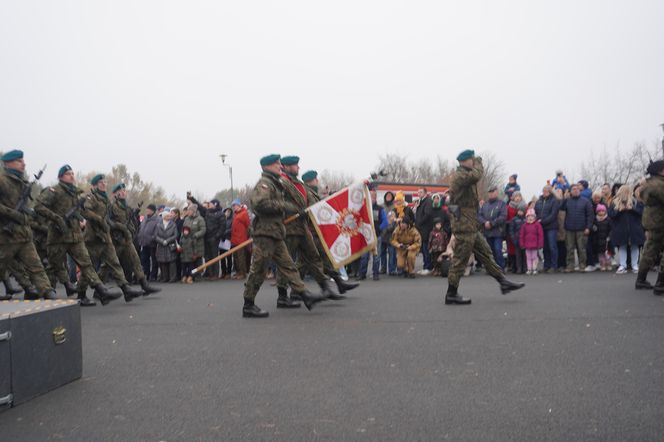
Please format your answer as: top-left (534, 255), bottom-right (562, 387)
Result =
top-left (54, 197), bottom-right (86, 232)
top-left (2, 164), bottom-right (47, 234)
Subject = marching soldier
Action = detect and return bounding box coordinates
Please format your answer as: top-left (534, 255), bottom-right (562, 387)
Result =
top-left (0, 150), bottom-right (57, 300)
top-left (35, 165), bottom-right (121, 306)
top-left (242, 154), bottom-right (327, 318)
top-left (445, 150), bottom-right (525, 305)
top-left (104, 183), bottom-right (160, 296)
top-left (79, 174), bottom-right (144, 302)
top-left (636, 159), bottom-right (664, 295)
top-left (301, 170), bottom-right (359, 294)
top-left (276, 156), bottom-right (340, 306)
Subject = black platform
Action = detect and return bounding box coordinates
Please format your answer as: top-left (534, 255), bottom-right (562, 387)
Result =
top-left (0, 300), bottom-right (81, 410)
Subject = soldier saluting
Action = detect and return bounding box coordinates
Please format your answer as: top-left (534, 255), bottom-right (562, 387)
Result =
top-left (0, 149), bottom-right (56, 300)
top-left (636, 159), bottom-right (664, 295)
top-left (445, 150), bottom-right (525, 305)
top-left (242, 154), bottom-right (327, 318)
top-left (35, 164), bottom-right (121, 306)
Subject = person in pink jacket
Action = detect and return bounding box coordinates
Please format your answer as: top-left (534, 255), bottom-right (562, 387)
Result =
top-left (520, 209), bottom-right (545, 275)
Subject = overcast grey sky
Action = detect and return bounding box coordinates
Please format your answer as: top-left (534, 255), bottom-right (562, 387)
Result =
top-left (1, 0), bottom-right (663, 200)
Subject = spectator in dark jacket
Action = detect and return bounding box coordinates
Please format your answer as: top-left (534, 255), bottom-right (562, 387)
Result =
top-left (592, 204), bottom-right (611, 271)
top-left (359, 188), bottom-right (388, 280)
top-left (187, 195), bottom-right (225, 280)
top-left (535, 185), bottom-right (561, 272)
top-left (381, 210), bottom-right (398, 275)
top-left (477, 187), bottom-right (507, 269)
top-left (562, 184), bottom-right (594, 272)
top-left (503, 174), bottom-right (521, 202)
top-left (608, 184), bottom-right (645, 274)
top-left (578, 180), bottom-right (593, 200)
top-left (155, 209), bottom-right (179, 282)
top-left (220, 207), bottom-right (234, 278)
top-left (415, 187), bottom-right (435, 274)
top-left (138, 203), bottom-right (159, 281)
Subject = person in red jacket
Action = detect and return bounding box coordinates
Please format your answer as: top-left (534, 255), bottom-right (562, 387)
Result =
top-left (519, 209), bottom-right (545, 275)
top-left (230, 199), bottom-right (251, 280)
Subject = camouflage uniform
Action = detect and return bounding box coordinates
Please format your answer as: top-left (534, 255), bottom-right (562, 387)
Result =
top-left (35, 182), bottom-right (104, 289)
top-left (0, 168), bottom-right (53, 295)
top-left (390, 225), bottom-right (422, 274)
top-left (447, 157), bottom-right (504, 288)
top-left (243, 171), bottom-right (308, 302)
top-left (105, 197), bottom-right (146, 282)
top-left (637, 174), bottom-right (664, 278)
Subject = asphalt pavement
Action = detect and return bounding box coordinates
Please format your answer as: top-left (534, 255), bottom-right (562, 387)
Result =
top-left (1, 270), bottom-right (664, 441)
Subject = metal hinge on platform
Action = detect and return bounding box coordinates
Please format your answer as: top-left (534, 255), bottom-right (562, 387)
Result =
top-left (0, 331), bottom-right (11, 342)
top-left (0, 394), bottom-right (13, 407)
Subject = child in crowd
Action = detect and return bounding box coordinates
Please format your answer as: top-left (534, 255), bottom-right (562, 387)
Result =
top-left (428, 218), bottom-right (449, 276)
top-left (179, 226), bottom-right (195, 284)
top-left (519, 209), bottom-right (544, 275)
top-left (508, 207), bottom-right (527, 274)
top-left (592, 204), bottom-right (612, 271)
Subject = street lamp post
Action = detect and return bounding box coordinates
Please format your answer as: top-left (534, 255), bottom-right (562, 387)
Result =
top-left (220, 154), bottom-right (234, 202)
top-left (660, 123), bottom-right (664, 157)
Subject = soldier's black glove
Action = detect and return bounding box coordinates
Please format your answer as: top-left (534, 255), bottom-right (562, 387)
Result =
top-left (298, 209), bottom-right (307, 218)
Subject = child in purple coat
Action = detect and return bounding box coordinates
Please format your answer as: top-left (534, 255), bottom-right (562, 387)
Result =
top-left (520, 209), bottom-right (545, 275)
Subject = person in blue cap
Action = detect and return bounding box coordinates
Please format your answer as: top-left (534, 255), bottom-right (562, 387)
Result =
top-left (445, 150), bottom-right (525, 305)
top-left (240, 154), bottom-right (327, 318)
top-left (0, 149), bottom-right (57, 300)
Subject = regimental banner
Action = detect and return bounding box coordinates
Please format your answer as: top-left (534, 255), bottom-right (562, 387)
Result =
top-left (307, 181), bottom-right (377, 269)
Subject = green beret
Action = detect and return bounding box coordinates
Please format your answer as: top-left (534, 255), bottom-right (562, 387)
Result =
top-left (301, 170), bottom-right (318, 182)
top-left (58, 164), bottom-right (72, 178)
top-left (1, 149), bottom-right (24, 162)
top-left (280, 155), bottom-right (300, 166)
top-left (112, 182), bottom-right (126, 193)
top-left (90, 174), bottom-right (105, 186)
top-left (260, 154), bottom-right (281, 166)
top-left (456, 149), bottom-right (475, 162)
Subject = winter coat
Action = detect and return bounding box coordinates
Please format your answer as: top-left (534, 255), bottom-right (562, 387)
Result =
top-left (382, 221), bottom-right (397, 245)
top-left (155, 220), bottom-right (178, 263)
top-left (592, 217), bottom-right (611, 254)
top-left (519, 221), bottom-right (544, 250)
top-left (179, 233), bottom-right (196, 263)
top-left (415, 195), bottom-right (435, 239)
top-left (182, 212), bottom-right (206, 258)
top-left (508, 215), bottom-right (526, 248)
top-left (608, 203), bottom-right (645, 247)
top-left (222, 212), bottom-right (233, 243)
top-left (552, 175), bottom-right (570, 192)
top-left (371, 202), bottom-right (388, 236)
top-left (477, 198), bottom-right (507, 238)
top-left (503, 182), bottom-right (520, 202)
top-left (231, 206), bottom-right (251, 246)
top-left (562, 196), bottom-right (593, 232)
top-left (137, 214), bottom-right (159, 247)
top-left (428, 229), bottom-right (448, 253)
top-left (203, 207), bottom-right (225, 243)
top-left (505, 204), bottom-right (521, 255)
top-left (534, 195), bottom-right (561, 231)
top-left (390, 225), bottom-right (422, 251)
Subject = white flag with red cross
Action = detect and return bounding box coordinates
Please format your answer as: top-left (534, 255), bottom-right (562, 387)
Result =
top-left (307, 181), bottom-right (377, 269)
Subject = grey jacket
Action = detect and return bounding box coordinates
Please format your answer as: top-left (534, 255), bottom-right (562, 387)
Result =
top-left (477, 198), bottom-right (507, 238)
top-left (137, 214), bottom-right (159, 247)
top-left (155, 220), bottom-right (178, 263)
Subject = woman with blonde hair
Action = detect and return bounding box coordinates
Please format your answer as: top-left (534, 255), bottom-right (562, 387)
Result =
top-left (608, 184), bottom-right (645, 274)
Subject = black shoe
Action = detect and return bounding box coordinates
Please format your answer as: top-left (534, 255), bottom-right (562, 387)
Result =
top-left (277, 287), bottom-right (301, 309)
top-left (379, 269), bottom-right (386, 275)
top-left (64, 281), bottom-right (78, 297)
top-left (372, 274), bottom-right (380, 281)
top-left (0, 293), bottom-right (13, 301)
top-left (43, 289), bottom-right (58, 300)
top-left (653, 272), bottom-right (664, 289)
top-left (140, 278), bottom-right (161, 296)
top-left (93, 284), bottom-right (122, 306)
top-left (445, 285), bottom-right (471, 305)
top-left (3, 279), bottom-right (23, 296)
top-left (333, 276), bottom-right (359, 294)
top-left (635, 269), bottom-right (653, 290)
top-left (290, 292), bottom-right (302, 302)
top-left (243, 302), bottom-right (269, 318)
top-left (319, 280), bottom-right (338, 297)
top-left (121, 284), bottom-right (143, 302)
top-left (407, 273), bottom-right (416, 279)
top-left (497, 276), bottom-right (525, 294)
top-left (23, 285), bottom-right (40, 300)
top-left (295, 289), bottom-right (327, 311)
top-left (78, 292), bottom-right (96, 307)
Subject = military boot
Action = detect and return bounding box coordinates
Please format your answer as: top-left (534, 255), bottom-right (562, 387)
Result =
top-left (92, 284), bottom-right (121, 306)
top-left (77, 290), bottom-right (96, 307)
top-left (332, 275), bottom-right (359, 294)
top-left (42, 289), bottom-right (58, 300)
top-left (654, 273), bottom-right (664, 296)
top-left (139, 278), bottom-right (161, 296)
top-left (293, 289), bottom-right (327, 311)
top-left (495, 275), bottom-right (525, 294)
top-left (121, 284), bottom-right (143, 302)
top-left (635, 270), bottom-right (653, 290)
top-left (3, 278), bottom-right (23, 297)
top-left (277, 287), bottom-right (301, 309)
top-left (444, 284), bottom-right (471, 305)
top-left (64, 281), bottom-right (78, 297)
top-left (22, 285), bottom-right (40, 301)
top-left (242, 300), bottom-right (269, 318)
top-left (320, 280), bottom-right (345, 300)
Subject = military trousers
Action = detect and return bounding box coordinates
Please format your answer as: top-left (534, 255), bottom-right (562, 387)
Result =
top-left (106, 239), bottom-right (146, 282)
top-left (277, 233), bottom-right (328, 289)
top-left (5, 261), bottom-right (32, 289)
top-left (396, 247), bottom-right (418, 274)
top-left (300, 232), bottom-right (342, 280)
top-left (79, 239), bottom-right (128, 291)
top-left (448, 232), bottom-right (503, 288)
top-left (565, 231), bottom-right (588, 270)
top-left (638, 229), bottom-right (664, 274)
top-left (0, 241), bottom-right (53, 293)
top-left (46, 240), bottom-right (101, 288)
top-left (243, 236), bottom-right (306, 302)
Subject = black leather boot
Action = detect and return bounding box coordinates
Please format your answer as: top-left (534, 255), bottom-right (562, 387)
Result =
top-left (243, 300), bottom-right (269, 318)
top-left (332, 275), bottom-right (359, 294)
top-left (64, 281), bottom-right (78, 297)
top-left (78, 291), bottom-right (96, 307)
top-left (93, 284), bottom-right (121, 306)
top-left (444, 284), bottom-right (471, 305)
top-left (294, 289), bottom-right (327, 311)
top-left (654, 274), bottom-right (664, 296)
top-left (635, 269), bottom-right (653, 290)
top-left (22, 285), bottom-right (40, 301)
top-left (277, 287), bottom-right (301, 309)
top-left (121, 284), bottom-right (143, 302)
top-left (495, 275), bottom-right (525, 294)
top-left (320, 280), bottom-right (345, 300)
top-left (140, 278), bottom-right (161, 296)
top-left (42, 289), bottom-right (58, 300)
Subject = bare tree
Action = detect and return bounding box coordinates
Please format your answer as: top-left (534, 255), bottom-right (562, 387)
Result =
top-left (319, 169), bottom-right (355, 194)
top-left (579, 141), bottom-right (661, 188)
